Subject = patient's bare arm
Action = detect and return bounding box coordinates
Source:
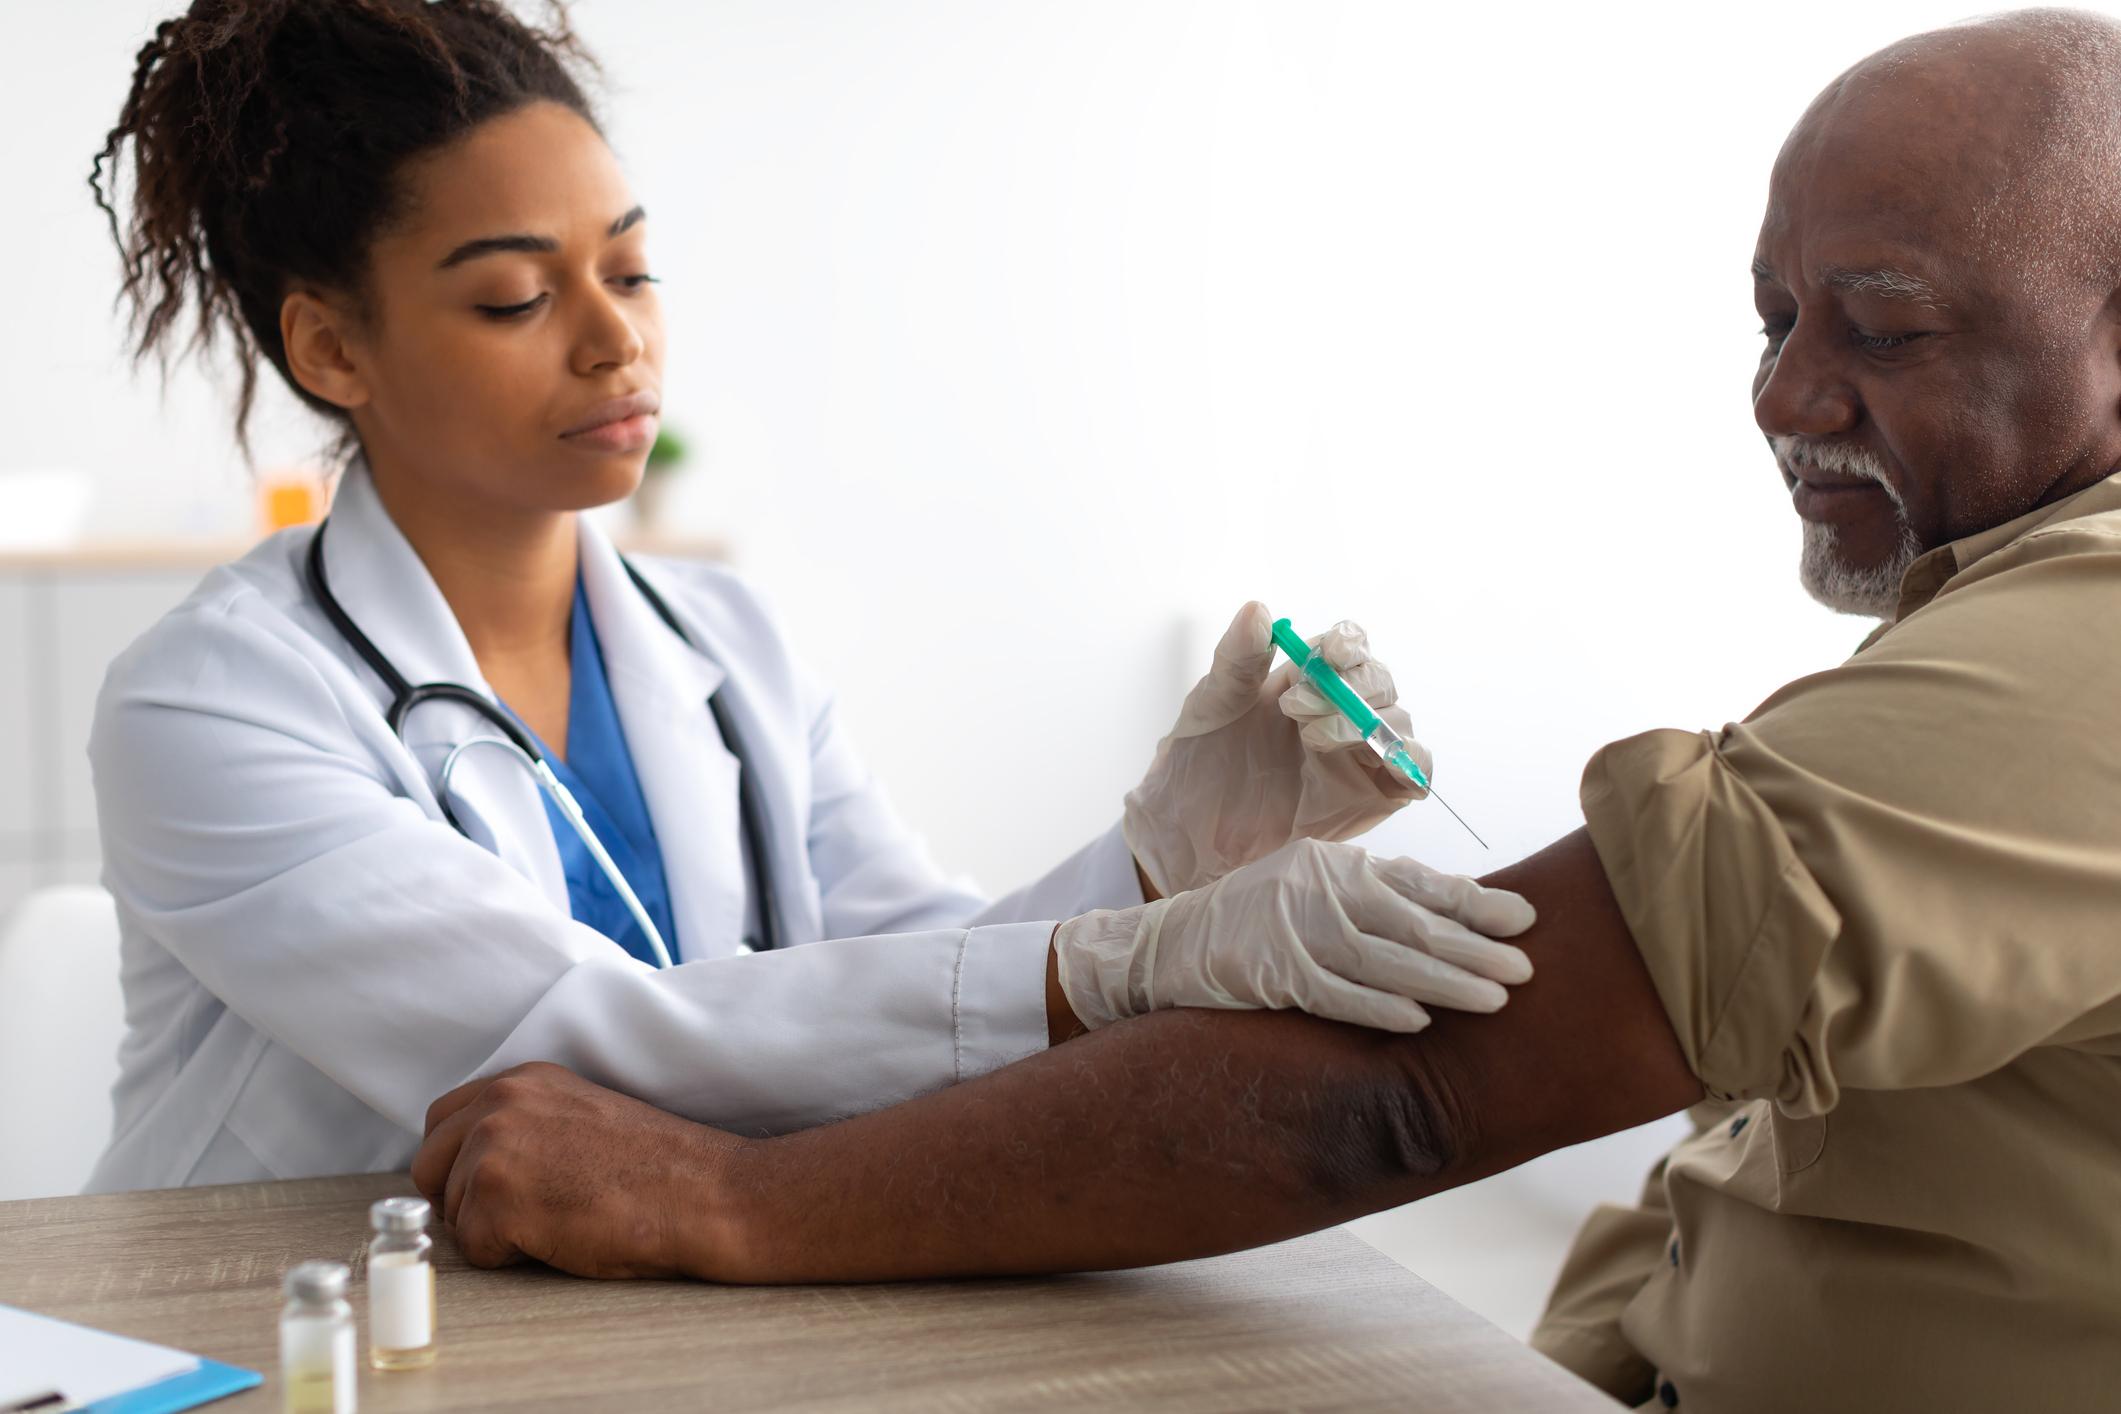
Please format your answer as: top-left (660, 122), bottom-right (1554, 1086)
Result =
top-left (415, 829), bottom-right (1702, 1281)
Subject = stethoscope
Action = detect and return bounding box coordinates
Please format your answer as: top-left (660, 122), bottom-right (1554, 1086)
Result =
top-left (304, 519), bottom-right (783, 966)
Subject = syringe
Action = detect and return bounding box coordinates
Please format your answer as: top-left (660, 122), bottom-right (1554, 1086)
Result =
top-left (1269, 617), bottom-right (1488, 849)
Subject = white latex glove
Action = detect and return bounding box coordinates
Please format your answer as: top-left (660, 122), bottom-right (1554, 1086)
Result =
top-left (1122, 601), bottom-right (1431, 897)
top-left (1055, 837), bottom-right (1537, 1034)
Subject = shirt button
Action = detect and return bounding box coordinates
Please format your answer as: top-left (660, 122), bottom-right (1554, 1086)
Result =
top-left (1659, 1379), bottom-right (1680, 1407)
top-left (1729, 1115), bottom-right (1749, 1138)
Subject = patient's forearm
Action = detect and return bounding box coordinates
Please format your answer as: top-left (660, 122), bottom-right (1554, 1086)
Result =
top-left (701, 830), bottom-right (1696, 1284)
top-left (706, 1005), bottom-right (1437, 1283)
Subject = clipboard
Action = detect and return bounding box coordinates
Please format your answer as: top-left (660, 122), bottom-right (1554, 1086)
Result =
top-left (0, 1305), bottom-right (260, 1413)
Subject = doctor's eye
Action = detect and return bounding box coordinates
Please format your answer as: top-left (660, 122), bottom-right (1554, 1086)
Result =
top-left (614, 274), bottom-right (661, 292)
top-left (476, 294), bottom-right (548, 320)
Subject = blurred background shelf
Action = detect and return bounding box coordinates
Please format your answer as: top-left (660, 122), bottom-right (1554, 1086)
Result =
top-left (0, 532), bottom-right (727, 572)
top-left (0, 532), bottom-right (727, 917)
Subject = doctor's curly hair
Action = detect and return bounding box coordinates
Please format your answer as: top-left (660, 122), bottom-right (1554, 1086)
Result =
top-left (90, 0), bottom-right (601, 459)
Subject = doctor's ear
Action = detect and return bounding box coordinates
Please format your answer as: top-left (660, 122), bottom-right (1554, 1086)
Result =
top-left (280, 289), bottom-right (373, 413)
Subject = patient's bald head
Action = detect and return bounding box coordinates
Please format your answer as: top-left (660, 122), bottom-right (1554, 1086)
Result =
top-left (1752, 9), bottom-right (2121, 616)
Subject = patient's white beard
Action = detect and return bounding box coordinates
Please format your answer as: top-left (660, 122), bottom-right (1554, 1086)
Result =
top-left (1799, 517), bottom-right (1920, 618)
top-left (1779, 437), bottom-right (1921, 619)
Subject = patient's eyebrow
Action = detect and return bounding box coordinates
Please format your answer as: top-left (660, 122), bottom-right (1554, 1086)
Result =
top-left (1820, 264), bottom-right (1947, 307)
top-left (1751, 257), bottom-right (1949, 310)
top-left (436, 206), bottom-right (648, 270)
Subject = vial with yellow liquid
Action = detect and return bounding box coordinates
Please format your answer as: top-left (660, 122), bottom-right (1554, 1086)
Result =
top-left (279, 1261), bottom-right (356, 1414)
top-left (366, 1197), bottom-right (437, 1370)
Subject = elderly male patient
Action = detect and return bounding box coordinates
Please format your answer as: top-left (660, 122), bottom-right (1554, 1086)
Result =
top-left (411, 12), bottom-right (2121, 1410)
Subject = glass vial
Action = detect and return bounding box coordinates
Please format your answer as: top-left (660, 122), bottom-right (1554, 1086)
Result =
top-left (280, 1260), bottom-right (357, 1414)
top-left (367, 1196), bottom-right (437, 1370)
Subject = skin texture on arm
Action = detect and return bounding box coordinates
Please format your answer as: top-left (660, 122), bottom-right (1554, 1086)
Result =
top-left (415, 827), bottom-right (1701, 1281)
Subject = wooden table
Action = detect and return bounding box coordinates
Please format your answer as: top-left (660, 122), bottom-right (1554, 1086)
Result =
top-left (0, 1173), bottom-right (1614, 1412)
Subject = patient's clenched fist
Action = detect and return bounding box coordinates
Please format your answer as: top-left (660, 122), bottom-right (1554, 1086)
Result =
top-left (411, 1061), bottom-right (748, 1280)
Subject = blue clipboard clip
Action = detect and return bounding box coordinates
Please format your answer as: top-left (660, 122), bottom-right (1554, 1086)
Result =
top-left (82, 1359), bottom-right (262, 1414)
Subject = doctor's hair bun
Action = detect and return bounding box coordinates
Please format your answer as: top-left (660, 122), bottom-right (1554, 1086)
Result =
top-left (90, 0), bottom-right (600, 458)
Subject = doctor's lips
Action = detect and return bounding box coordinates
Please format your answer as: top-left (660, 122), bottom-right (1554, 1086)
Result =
top-left (560, 390), bottom-right (660, 453)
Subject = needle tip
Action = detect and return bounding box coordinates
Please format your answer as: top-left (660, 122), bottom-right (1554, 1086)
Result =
top-left (1428, 788), bottom-right (1489, 850)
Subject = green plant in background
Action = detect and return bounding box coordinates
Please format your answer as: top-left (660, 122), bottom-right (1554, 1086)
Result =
top-left (646, 425), bottom-right (688, 474)
top-left (631, 423), bottom-right (689, 531)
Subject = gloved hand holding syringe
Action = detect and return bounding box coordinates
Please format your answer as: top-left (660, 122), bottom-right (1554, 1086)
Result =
top-left (1270, 616), bottom-right (1488, 849)
top-left (1122, 601), bottom-right (1481, 900)
top-left (1084, 603), bottom-right (1522, 1038)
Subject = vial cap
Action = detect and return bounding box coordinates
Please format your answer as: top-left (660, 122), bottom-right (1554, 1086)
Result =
top-left (370, 1195), bottom-right (432, 1234)
top-left (285, 1260), bottom-right (350, 1302)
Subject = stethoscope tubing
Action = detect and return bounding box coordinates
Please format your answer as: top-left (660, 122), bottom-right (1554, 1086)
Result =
top-left (304, 516), bottom-right (782, 960)
top-left (440, 734), bottom-right (675, 968)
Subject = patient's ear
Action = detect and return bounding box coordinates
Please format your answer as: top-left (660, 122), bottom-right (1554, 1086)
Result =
top-left (280, 290), bottom-right (372, 412)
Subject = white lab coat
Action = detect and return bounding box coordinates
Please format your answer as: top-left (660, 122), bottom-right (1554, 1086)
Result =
top-left (84, 463), bottom-right (1141, 1192)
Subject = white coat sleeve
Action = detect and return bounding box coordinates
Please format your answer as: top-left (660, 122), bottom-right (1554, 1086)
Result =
top-left (791, 679), bottom-right (1145, 1051)
top-left (94, 605), bottom-right (1043, 1137)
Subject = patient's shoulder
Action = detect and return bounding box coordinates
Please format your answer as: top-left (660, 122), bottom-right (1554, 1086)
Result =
top-left (1953, 505), bottom-right (2121, 593)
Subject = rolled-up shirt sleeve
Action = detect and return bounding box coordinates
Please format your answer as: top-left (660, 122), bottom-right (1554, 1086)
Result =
top-left (1581, 523), bottom-right (2121, 1116)
top-left (1581, 728), bottom-right (1841, 1109)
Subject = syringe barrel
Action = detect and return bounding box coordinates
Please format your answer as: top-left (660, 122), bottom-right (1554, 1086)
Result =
top-left (1362, 719), bottom-right (1433, 790)
top-left (1271, 616), bottom-right (1383, 732)
top-left (1297, 657), bottom-right (1383, 734)
top-left (1363, 716), bottom-right (1408, 755)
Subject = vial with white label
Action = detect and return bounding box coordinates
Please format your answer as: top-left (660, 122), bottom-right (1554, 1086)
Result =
top-left (280, 1260), bottom-right (357, 1414)
top-left (366, 1196), bottom-right (437, 1370)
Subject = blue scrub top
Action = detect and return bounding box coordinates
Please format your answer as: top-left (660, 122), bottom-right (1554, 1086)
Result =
top-left (502, 577), bottom-right (681, 967)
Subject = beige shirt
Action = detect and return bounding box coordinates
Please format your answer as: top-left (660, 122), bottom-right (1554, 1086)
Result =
top-left (1530, 473), bottom-right (2121, 1412)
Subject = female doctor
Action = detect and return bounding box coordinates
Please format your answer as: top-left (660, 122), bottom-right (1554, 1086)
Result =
top-left (83, 0), bottom-right (1536, 1193)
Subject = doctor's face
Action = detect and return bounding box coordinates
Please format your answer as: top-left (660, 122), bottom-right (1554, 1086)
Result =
top-left (337, 101), bottom-right (666, 517)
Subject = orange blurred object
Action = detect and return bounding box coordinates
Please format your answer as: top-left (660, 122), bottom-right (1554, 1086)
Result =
top-left (258, 471), bottom-right (329, 533)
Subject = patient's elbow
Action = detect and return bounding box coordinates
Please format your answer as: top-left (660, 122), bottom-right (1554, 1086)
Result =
top-left (1294, 1031), bottom-right (1473, 1207)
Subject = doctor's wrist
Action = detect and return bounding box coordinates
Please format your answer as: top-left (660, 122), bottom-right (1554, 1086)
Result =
top-left (1046, 930), bottom-right (1087, 1046)
top-left (1132, 854), bottom-right (1163, 902)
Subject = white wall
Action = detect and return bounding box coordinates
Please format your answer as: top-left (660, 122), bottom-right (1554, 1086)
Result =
top-left (4, 0), bottom-right (2085, 1331)
top-left (12, 0), bottom-right (2064, 887)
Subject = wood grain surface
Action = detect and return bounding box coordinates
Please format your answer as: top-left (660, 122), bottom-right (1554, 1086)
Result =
top-left (0, 1172), bottom-right (1613, 1412)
